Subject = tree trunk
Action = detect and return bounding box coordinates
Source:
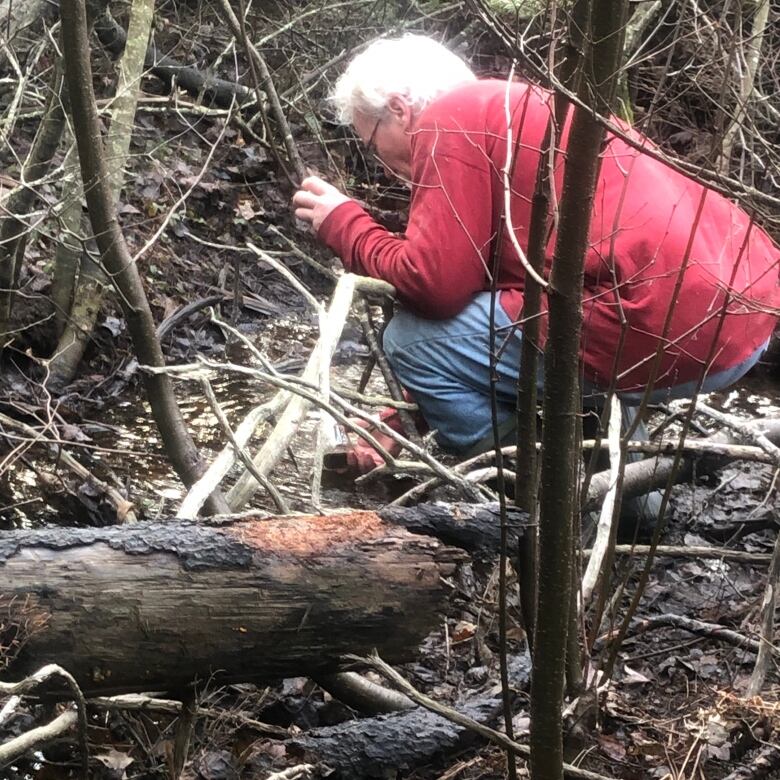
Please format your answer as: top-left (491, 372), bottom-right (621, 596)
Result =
top-left (531, 0), bottom-right (629, 776)
top-left (48, 0), bottom-right (154, 390)
top-left (0, 512), bottom-right (463, 695)
top-left (59, 0), bottom-right (230, 515)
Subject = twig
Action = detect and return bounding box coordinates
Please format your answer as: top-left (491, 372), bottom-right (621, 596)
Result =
top-left (693, 401), bottom-right (780, 463)
top-left (216, 0), bottom-right (305, 183)
top-left (355, 297), bottom-right (420, 444)
top-left (0, 412), bottom-right (136, 522)
top-left (90, 693), bottom-right (287, 737)
top-left (625, 614), bottom-right (769, 654)
top-left (350, 654), bottom-right (619, 780)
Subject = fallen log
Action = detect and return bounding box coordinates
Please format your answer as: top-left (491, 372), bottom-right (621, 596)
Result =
top-left (0, 513), bottom-right (463, 695)
top-left (289, 696), bottom-right (502, 779)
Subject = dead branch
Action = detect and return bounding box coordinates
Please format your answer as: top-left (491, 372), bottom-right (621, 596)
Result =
top-left (215, 0), bottom-right (305, 182)
top-left (200, 378), bottom-right (290, 515)
top-left (90, 693), bottom-right (288, 738)
top-left (599, 545), bottom-right (772, 564)
top-left (626, 614), bottom-right (768, 654)
top-left (92, 8), bottom-right (252, 108)
top-left (0, 709), bottom-right (78, 769)
top-left (0, 412), bottom-right (136, 522)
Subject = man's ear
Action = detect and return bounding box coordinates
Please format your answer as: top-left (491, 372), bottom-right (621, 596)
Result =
top-left (386, 95), bottom-right (413, 127)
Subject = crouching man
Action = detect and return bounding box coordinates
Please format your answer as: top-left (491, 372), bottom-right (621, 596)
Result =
top-left (292, 35), bottom-right (779, 457)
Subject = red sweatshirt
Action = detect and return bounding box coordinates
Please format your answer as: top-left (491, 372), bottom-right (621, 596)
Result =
top-left (319, 80), bottom-right (780, 393)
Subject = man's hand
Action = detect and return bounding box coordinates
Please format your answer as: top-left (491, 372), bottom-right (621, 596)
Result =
top-left (292, 176), bottom-right (351, 232)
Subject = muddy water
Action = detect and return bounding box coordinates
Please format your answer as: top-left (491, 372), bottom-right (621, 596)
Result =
top-left (6, 313), bottom-right (780, 527)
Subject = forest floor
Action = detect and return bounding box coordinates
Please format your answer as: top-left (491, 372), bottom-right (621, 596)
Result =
top-left (1, 9), bottom-right (779, 778)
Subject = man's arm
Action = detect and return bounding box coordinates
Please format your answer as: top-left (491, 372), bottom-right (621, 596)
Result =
top-left (294, 125), bottom-right (496, 319)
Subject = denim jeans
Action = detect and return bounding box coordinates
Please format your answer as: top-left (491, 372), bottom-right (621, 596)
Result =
top-left (383, 292), bottom-right (766, 453)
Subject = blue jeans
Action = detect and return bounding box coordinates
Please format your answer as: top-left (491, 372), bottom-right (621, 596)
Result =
top-left (383, 292), bottom-right (766, 453)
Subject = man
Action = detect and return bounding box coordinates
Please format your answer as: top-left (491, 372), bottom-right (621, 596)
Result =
top-left (292, 35), bottom-right (779, 457)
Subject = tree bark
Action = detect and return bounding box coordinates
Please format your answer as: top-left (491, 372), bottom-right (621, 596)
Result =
top-left (531, 0), bottom-right (629, 775)
top-left (48, 0), bottom-right (154, 390)
top-left (289, 696), bottom-right (505, 780)
top-left (0, 512), bottom-right (463, 695)
top-left (59, 0), bottom-right (229, 514)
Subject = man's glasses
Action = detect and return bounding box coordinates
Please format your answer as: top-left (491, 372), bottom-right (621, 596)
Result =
top-left (364, 116), bottom-right (382, 159)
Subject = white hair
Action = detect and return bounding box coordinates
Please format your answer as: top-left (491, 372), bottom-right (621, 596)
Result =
top-left (330, 34), bottom-right (476, 124)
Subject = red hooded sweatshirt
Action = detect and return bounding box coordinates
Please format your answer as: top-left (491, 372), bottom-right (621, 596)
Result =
top-left (319, 80), bottom-right (780, 393)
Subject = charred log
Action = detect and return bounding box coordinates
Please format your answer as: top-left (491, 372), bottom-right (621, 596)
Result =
top-left (288, 697), bottom-right (500, 779)
top-left (93, 9), bottom-right (253, 109)
top-left (0, 512), bottom-right (463, 695)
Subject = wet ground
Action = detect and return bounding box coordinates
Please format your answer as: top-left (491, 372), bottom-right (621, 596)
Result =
top-left (1, 309), bottom-right (779, 778)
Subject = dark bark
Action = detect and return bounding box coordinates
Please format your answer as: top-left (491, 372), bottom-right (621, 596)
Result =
top-left (59, 0), bottom-right (229, 515)
top-left (289, 698), bottom-right (502, 780)
top-left (0, 513), bottom-right (463, 694)
top-left (531, 0), bottom-right (629, 776)
top-left (92, 9), bottom-right (253, 109)
top-left (379, 502), bottom-right (528, 560)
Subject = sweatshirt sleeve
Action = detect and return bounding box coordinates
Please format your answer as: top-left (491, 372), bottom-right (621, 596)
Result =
top-left (317, 120), bottom-right (495, 319)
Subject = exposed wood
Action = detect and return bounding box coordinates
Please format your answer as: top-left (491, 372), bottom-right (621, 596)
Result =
top-left (0, 513), bottom-right (463, 695)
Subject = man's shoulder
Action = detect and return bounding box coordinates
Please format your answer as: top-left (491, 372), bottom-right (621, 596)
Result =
top-left (420, 79), bottom-right (548, 125)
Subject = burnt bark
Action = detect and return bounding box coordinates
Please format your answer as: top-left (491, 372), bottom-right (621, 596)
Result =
top-left (0, 512), bottom-right (463, 695)
top-left (289, 697), bottom-right (502, 780)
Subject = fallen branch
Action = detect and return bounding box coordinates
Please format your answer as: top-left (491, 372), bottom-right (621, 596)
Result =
top-left (0, 709), bottom-right (78, 770)
top-left (90, 693), bottom-right (288, 737)
top-left (93, 8), bottom-right (253, 109)
top-left (582, 395), bottom-right (622, 605)
top-left (597, 545), bottom-right (772, 564)
top-left (0, 412), bottom-right (136, 522)
top-left (746, 526), bottom-right (780, 695)
top-left (626, 614), bottom-right (769, 654)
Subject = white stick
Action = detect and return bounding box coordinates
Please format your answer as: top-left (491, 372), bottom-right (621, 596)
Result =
top-left (581, 395), bottom-right (622, 605)
top-left (0, 709), bottom-right (77, 766)
top-left (226, 274), bottom-right (357, 510)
